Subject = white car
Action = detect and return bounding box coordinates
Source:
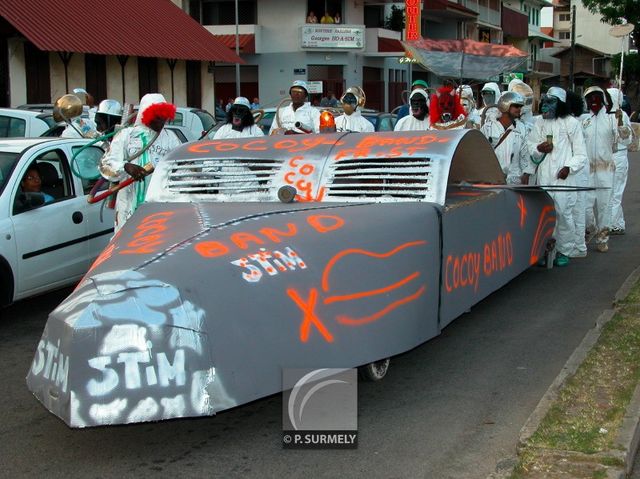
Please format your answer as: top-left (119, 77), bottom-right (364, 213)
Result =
top-left (0, 108), bottom-right (58, 138)
top-left (0, 138), bottom-right (114, 305)
top-left (167, 107), bottom-right (217, 139)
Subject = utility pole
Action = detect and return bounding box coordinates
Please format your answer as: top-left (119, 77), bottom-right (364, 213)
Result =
top-left (569, 4), bottom-right (576, 90)
top-left (235, 0), bottom-right (240, 97)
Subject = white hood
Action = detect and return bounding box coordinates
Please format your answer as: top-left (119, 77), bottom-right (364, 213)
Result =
top-left (135, 93), bottom-right (168, 126)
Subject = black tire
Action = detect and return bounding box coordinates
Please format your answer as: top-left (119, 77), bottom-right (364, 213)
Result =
top-left (358, 358), bottom-right (390, 381)
top-left (0, 258), bottom-right (14, 308)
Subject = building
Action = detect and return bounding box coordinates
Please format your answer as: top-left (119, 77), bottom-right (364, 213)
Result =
top-left (0, 0), bottom-right (243, 111)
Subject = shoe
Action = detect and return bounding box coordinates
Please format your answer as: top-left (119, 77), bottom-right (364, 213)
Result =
top-left (597, 242), bottom-right (609, 253)
top-left (569, 250), bottom-right (587, 258)
top-left (553, 253), bottom-right (570, 267)
top-left (585, 229), bottom-right (597, 243)
top-left (610, 227), bottom-right (625, 235)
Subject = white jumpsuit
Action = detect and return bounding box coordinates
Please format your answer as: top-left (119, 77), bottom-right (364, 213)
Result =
top-left (394, 115), bottom-right (430, 131)
top-left (579, 108), bottom-right (631, 245)
top-left (335, 110), bottom-right (375, 133)
top-left (269, 103), bottom-right (320, 134)
top-left (481, 119), bottom-right (529, 184)
top-left (61, 117), bottom-right (98, 138)
top-left (527, 115), bottom-right (587, 257)
top-left (100, 94), bottom-right (181, 232)
top-left (214, 124), bottom-right (264, 139)
top-left (606, 89), bottom-right (631, 232)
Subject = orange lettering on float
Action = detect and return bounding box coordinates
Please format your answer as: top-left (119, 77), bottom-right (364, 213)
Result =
top-left (259, 223), bottom-right (298, 243)
top-left (120, 211), bottom-right (174, 255)
top-left (287, 288), bottom-right (334, 343)
top-left (88, 242), bottom-right (116, 273)
top-left (517, 195), bottom-right (527, 229)
top-left (243, 139), bottom-right (268, 151)
top-left (230, 233), bottom-right (264, 250)
top-left (194, 241), bottom-right (229, 258)
top-left (307, 214), bottom-right (345, 234)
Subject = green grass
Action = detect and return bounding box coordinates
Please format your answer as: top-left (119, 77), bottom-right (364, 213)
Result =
top-left (511, 286), bottom-right (640, 477)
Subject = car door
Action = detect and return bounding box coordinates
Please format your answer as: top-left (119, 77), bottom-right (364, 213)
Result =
top-left (11, 144), bottom-right (90, 297)
top-left (71, 144), bottom-right (115, 262)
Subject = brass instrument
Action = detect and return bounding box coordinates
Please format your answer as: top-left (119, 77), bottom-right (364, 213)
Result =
top-left (53, 94), bottom-right (84, 123)
top-left (271, 97), bottom-right (292, 135)
top-left (252, 109), bottom-right (264, 124)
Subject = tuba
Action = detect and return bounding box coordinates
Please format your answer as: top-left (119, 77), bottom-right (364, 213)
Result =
top-left (53, 94), bottom-right (84, 123)
top-left (270, 97), bottom-right (292, 135)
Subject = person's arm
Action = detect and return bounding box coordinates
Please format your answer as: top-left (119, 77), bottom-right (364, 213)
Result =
top-left (564, 118), bottom-right (587, 175)
top-left (99, 128), bottom-right (130, 182)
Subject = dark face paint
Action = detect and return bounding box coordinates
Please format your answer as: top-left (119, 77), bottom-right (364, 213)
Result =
top-left (341, 93), bottom-right (358, 115)
top-left (586, 93), bottom-right (603, 114)
top-left (540, 95), bottom-right (559, 120)
top-left (410, 97), bottom-right (427, 120)
top-left (231, 105), bottom-right (250, 131)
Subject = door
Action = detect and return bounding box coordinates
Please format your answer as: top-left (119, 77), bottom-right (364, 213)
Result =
top-left (11, 146), bottom-right (90, 297)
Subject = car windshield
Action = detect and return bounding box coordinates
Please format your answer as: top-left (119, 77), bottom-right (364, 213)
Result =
top-left (194, 110), bottom-right (215, 132)
top-left (258, 111), bottom-right (276, 133)
top-left (0, 152), bottom-right (20, 194)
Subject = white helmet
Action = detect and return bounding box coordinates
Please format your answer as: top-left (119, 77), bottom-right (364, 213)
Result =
top-left (97, 99), bottom-right (123, 117)
top-left (497, 92), bottom-right (525, 113)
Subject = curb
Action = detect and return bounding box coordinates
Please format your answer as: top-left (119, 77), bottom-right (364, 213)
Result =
top-left (488, 265), bottom-right (640, 479)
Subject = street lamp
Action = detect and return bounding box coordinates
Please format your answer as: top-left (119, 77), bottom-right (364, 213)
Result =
top-left (235, 0), bottom-right (241, 97)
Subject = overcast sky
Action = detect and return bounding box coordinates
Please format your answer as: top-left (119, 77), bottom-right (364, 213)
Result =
top-left (541, 6), bottom-right (553, 27)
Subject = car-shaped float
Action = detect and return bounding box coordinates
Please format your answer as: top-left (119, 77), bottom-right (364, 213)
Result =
top-left (27, 129), bottom-right (556, 427)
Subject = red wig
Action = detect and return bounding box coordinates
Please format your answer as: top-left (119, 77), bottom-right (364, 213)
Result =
top-left (429, 86), bottom-right (466, 124)
top-left (141, 102), bottom-right (177, 127)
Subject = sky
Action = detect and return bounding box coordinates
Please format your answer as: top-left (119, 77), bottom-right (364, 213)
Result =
top-left (541, 6), bottom-right (553, 27)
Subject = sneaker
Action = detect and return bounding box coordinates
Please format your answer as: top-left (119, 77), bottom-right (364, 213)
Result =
top-left (553, 253), bottom-right (570, 267)
top-left (610, 227), bottom-right (625, 235)
top-left (569, 249), bottom-right (587, 258)
top-left (597, 242), bottom-right (609, 253)
top-left (585, 229), bottom-right (597, 243)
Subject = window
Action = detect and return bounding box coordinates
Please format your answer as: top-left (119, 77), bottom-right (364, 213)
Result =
top-left (0, 116), bottom-right (26, 137)
top-left (559, 13), bottom-right (570, 22)
top-left (71, 145), bottom-right (106, 194)
top-left (193, 0), bottom-right (257, 25)
top-left (13, 151), bottom-right (73, 214)
top-left (308, 0), bottom-right (343, 24)
top-left (559, 31), bottom-right (571, 40)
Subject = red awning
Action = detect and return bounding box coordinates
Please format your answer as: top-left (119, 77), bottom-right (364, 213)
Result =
top-left (212, 35), bottom-right (256, 54)
top-left (0, 0), bottom-right (243, 63)
top-left (378, 37), bottom-right (404, 53)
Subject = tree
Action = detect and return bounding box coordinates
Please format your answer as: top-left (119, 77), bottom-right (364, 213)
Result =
top-left (581, 0), bottom-right (639, 49)
top-left (385, 5), bottom-right (405, 32)
top-left (611, 52), bottom-right (640, 82)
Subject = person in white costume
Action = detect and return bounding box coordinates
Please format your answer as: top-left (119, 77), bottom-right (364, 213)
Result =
top-left (480, 92), bottom-right (528, 184)
top-left (459, 85), bottom-right (481, 129)
top-left (100, 93), bottom-right (181, 232)
top-left (478, 82), bottom-right (502, 125)
top-left (335, 86), bottom-right (374, 133)
top-left (524, 87), bottom-right (588, 266)
top-left (269, 80), bottom-right (320, 135)
top-left (508, 79), bottom-right (535, 131)
top-left (580, 86), bottom-right (632, 252)
top-left (214, 97), bottom-right (264, 139)
top-left (606, 87), bottom-right (631, 235)
top-left (394, 89), bottom-right (430, 131)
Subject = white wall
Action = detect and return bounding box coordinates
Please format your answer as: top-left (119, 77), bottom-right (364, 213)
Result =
top-left (7, 38), bottom-right (26, 107)
top-left (572, 1), bottom-right (619, 55)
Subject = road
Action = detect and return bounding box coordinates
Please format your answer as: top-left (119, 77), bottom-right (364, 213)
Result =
top-left (1, 153), bottom-right (639, 479)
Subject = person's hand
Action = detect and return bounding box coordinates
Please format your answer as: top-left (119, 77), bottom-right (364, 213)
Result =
top-left (557, 166), bottom-right (570, 180)
top-left (124, 162), bottom-right (148, 181)
top-left (521, 173), bottom-right (531, 185)
top-left (537, 141), bottom-right (553, 153)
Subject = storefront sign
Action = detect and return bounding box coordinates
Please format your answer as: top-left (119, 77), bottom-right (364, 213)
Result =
top-left (405, 0), bottom-right (421, 41)
top-left (294, 68), bottom-right (306, 75)
top-left (301, 25), bottom-right (364, 49)
top-left (503, 72), bottom-right (524, 83)
top-left (306, 81), bottom-right (323, 94)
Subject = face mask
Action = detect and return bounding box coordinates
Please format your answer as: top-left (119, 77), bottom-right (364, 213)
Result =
top-left (586, 93), bottom-right (603, 114)
top-left (231, 106), bottom-right (249, 130)
top-left (341, 93), bottom-right (358, 115)
top-left (481, 91), bottom-right (495, 107)
top-left (540, 95), bottom-right (558, 120)
top-left (410, 98), bottom-right (427, 120)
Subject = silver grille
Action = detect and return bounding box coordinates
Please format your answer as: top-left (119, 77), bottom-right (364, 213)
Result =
top-left (167, 158), bottom-right (282, 197)
top-left (325, 157), bottom-right (432, 200)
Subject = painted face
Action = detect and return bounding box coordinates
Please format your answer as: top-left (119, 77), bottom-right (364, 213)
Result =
top-left (410, 97), bottom-right (427, 120)
top-left (231, 105), bottom-right (249, 130)
top-left (481, 90), bottom-right (495, 107)
top-left (147, 117), bottom-right (167, 133)
top-left (290, 87), bottom-right (307, 107)
top-left (461, 98), bottom-right (473, 114)
top-left (508, 104), bottom-right (523, 121)
top-left (540, 95), bottom-right (559, 120)
top-left (341, 93), bottom-right (358, 115)
top-left (586, 93), bottom-right (604, 114)
top-left (438, 93), bottom-right (456, 123)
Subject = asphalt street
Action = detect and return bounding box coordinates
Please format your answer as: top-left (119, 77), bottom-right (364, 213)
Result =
top-left (1, 153), bottom-right (639, 479)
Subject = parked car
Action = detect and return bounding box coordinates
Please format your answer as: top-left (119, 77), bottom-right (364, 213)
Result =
top-left (165, 124), bottom-right (199, 143)
top-left (167, 107), bottom-right (217, 140)
top-left (27, 129), bottom-right (557, 427)
top-left (0, 108), bottom-right (58, 138)
top-left (0, 138), bottom-right (114, 306)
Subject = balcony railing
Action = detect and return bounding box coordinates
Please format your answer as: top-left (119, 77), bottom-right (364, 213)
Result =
top-left (528, 60), bottom-right (553, 73)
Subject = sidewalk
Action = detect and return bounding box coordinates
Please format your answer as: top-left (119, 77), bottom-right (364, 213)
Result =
top-left (490, 265), bottom-right (640, 479)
